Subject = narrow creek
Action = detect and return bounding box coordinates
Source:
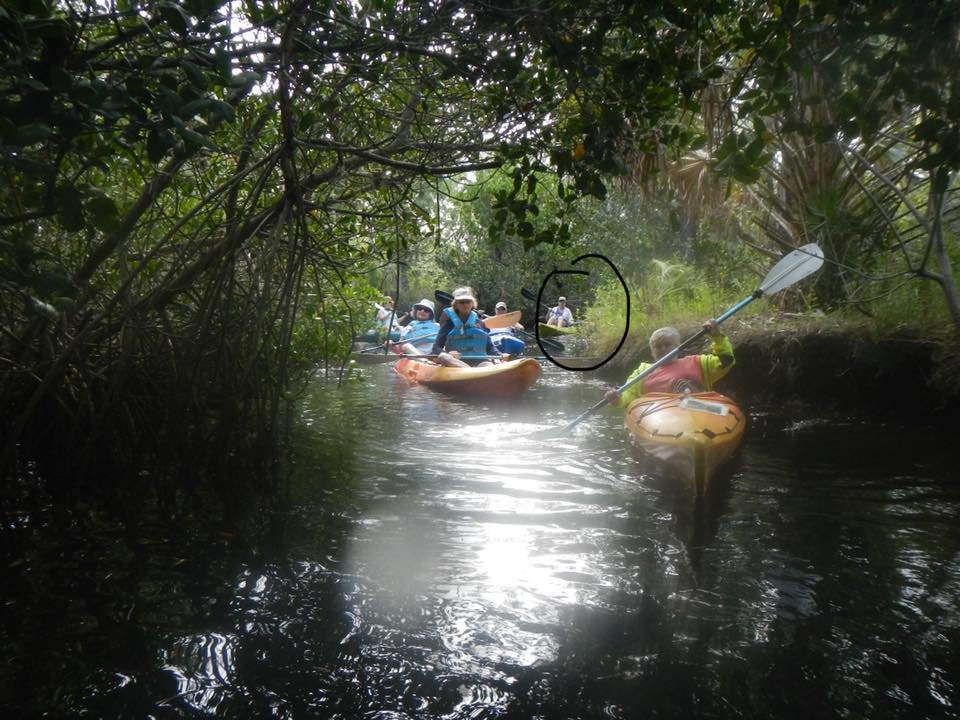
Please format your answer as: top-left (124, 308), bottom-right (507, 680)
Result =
top-left (2, 362), bottom-right (958, 718)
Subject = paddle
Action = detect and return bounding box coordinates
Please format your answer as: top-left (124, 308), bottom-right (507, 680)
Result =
top-left (396, 354), bottom-right (521, 360)
top-left (531, 243), bottom-right (825, 439)
top-left (520, 287), bottom-right (548, 309)
top-left (434, 290), bottom-right (566, 353)
top-left (481, 310), bottom-right (522, 329)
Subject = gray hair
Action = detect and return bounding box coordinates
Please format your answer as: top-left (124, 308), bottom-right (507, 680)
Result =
top-left (649, 326), bottom-right (681, 359)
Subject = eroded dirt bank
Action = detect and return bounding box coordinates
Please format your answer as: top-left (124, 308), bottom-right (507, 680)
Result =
top-left (596, 324), bottom-right (960, 419)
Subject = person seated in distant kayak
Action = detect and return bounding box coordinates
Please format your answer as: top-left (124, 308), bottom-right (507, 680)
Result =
top-left (492, 301), bottom-right (524, 331)
top-left (429, 286), bottom-right (502, 367)
top-left (604, 320), bottom-right (734, 408)
top-left (545, 296), bottom-right (574, 327)
top-left (396, 298), bottom-right (439, 355)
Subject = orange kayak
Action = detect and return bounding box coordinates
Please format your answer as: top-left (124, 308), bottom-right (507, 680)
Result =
top-left (394, 357), bottom-right (541, 398)
top-left (624, 392), bottom-right (746, 495)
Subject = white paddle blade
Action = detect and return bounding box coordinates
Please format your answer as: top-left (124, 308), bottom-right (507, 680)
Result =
top-left (760, 243), bottom-right (824, 296)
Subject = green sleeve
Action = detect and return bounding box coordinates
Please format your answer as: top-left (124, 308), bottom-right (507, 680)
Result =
top-left (614, 362), bottom-right (652, 409)
top-left (699, 334), bottom-right (735, 390)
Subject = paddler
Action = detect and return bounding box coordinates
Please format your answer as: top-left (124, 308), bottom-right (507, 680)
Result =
top-left (492, 301), bottom-right (525, 331)
top-left (429, 286), bottom-right (502, 367)
top-left (545, 296), bottom-right (574, 327)
top-left (396, 298), bottom-right (439, 355)
top-left (604, 320), bottom-right (735, 407)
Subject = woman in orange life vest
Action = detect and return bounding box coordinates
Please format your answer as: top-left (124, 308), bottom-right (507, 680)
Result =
top-left (604, 320), bottom-right (734, 408)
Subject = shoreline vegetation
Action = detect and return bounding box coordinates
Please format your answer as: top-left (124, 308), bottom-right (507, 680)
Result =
top-left (2, 1), bottom-right (959, 495)
top-left (591, 312), bottom-right (960, 419)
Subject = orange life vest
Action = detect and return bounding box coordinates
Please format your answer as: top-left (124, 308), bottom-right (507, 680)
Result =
top-left (642, 354), bottom-right (705, 393)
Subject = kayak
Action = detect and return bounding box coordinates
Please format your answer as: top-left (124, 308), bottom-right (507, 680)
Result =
top-left (538, 322), bottom-right (578, 337)
top-left (350, 351), bottom-right (393, 364)
top-left (394, 357), bottom-right (541, 398)
top-left (624, 392), bottom-right (745, 495)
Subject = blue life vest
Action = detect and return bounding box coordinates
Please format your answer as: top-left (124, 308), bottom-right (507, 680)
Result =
top-left (402, 319), bottom-right (439, 352)
top-left (442, 307), bottom-right (489, 358)
top-left (492, 332), bottom-right (525, 355)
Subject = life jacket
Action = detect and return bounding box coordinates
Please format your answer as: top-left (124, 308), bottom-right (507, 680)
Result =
top-left (442, 307), bottom-right (489, 358)
top-left (490, 330), bottom-right (525, 355)
top-left (642, 354), bottom-right (706, 393)
top-left (402, 319), bottom-right (439, 352)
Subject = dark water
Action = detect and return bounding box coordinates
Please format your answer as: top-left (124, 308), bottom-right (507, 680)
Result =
top-left (2, 363), bottom-right (959, 718)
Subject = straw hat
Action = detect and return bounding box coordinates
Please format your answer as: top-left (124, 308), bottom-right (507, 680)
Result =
top-left (450, 286), bottom-right (477, 304)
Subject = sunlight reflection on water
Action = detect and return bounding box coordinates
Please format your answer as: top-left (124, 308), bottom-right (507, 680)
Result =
top-left (136, 363), bottom-right (960, 718)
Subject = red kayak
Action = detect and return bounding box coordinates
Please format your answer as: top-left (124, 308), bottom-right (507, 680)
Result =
top-left (394, 357), bottom-right (541, 398)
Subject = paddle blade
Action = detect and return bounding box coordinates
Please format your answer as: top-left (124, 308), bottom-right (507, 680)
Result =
top-left (760, 243), bottom-right (824, 296)
top-left (483, 311), bottom-right (522, 329)
top-left (435, 290), bottom-right (453, 307)
top-left (521, 287), bottom-right (537, 302)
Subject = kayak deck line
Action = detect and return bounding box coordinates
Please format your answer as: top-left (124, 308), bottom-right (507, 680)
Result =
top-left (624, 392), bottom-right (746, 495)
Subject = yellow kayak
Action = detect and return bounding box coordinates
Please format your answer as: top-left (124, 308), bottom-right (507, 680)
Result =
top-left (624, 392), bottom-right (746, 495)
top-left (538, 322), bottom-right (578, 337)
top-left (394, 357), bottom-right (541, 398)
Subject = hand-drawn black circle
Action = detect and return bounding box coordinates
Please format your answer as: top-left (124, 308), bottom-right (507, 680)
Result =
top-left (536, 253), bottom-right (630, 371)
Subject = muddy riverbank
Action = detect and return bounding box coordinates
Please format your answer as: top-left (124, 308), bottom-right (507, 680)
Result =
top-left (596, 319), bottom-right (959, 419)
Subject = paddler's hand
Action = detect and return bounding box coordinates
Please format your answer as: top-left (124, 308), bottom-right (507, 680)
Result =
top-left (703, 319), bottom-right (720, 337)
top-left (604, 388), bottom-right (621, 405)
top-left (448, 350), bottom-right (461, 360)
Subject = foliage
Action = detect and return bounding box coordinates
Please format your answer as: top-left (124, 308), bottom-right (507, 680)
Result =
top-left (1, 0), bottom-right (959, 494)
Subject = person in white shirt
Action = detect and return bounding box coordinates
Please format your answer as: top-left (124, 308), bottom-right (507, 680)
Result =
top-left (545, 296), bottom-right (574, 327)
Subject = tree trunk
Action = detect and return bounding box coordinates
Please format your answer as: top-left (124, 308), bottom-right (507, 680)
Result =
top-left (930, 184), bottom-right (960, 338)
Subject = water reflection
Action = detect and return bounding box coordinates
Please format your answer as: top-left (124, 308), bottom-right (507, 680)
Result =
top-left (3, 363), bottom-right (959, 718)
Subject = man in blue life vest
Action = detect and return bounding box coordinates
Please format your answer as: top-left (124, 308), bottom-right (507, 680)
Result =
top-left (429, 287), bottom-right (502, 367)
top-left (397, 298), bottom-right (439, 355)
top-left (604, 320), bottom-right (735, 408)
top-left (488, 301), bottom-right (526, 355)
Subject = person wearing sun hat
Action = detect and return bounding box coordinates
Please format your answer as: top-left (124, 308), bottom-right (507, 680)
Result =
top-left (545, 295), bottom-right (574, 327)
top-left (492, 300), bottom-right (524, 331)
top-left (429, 286), bottom-right (502, 366)
top-left (396, 298), bottom-right (439, 354)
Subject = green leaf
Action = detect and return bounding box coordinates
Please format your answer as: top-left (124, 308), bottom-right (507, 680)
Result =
top-left (175, 123), bottom-right (218, 150)
top-left (732, 162), bottom-right (761, 184)
top-left (517, 221), bottom-right (534, 237)
top-left (35, 268), bottom-right (75, 295)
top-left (147, 127), bottom-right (176, 162)
top-left (86, 195), bottom-right (120, 233)
top-left (178, 98), bottom-right (210, 118)
top-left (157, 2), bottom-right (191, 34)
top-left (57, 185), bottom-right (85, 231)
top-left (14, 123), bottom-right (53, 145)
top-left (28, 296), bottom-right (59, 320)
top-left (182, 61), bottom-right (209, 91)
top-left (206, 98), bottom-right (235, 123)
top-left (227, 71), bottom-right (260, 89)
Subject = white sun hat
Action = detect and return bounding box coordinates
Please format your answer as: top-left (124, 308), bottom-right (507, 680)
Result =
top-left (450, 287), bottom-right (477, 304)
top-left (412, 298), bottom-right (435, 314)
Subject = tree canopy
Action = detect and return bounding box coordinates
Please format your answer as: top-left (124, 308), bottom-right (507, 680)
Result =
top-left (1, 0), bottom-right (958, 485)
